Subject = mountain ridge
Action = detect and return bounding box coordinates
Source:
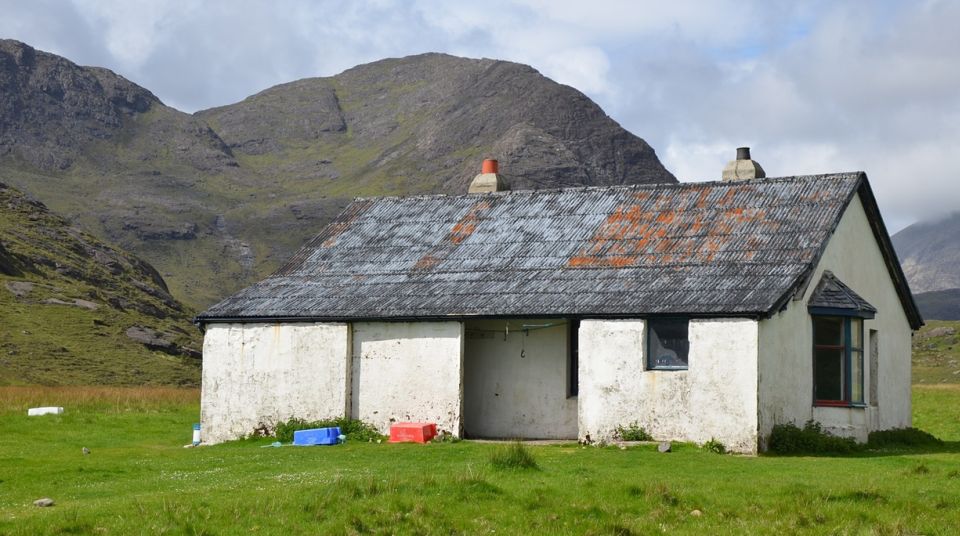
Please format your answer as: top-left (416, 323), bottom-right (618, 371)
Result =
top-left (913, 288), bottom-right (960, 321)
top-left (892, 211), bottom-right (960, 294)
top-left (1, 40), bottom-right (677, 308)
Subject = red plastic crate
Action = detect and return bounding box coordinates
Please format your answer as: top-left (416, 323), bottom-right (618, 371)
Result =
top-left (389, 422), bottom-right (437, 443)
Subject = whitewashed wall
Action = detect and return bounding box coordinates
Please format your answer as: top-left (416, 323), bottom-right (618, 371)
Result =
top-left (578, 318), bottom-right (759, 453)
top-left (463, 319), bottom-right (576, 439)
top-left (201, 322), bottom-right (350, 444)
top-left (351, 321), bottom-right (464, 436)
top-left (758, 195), bottom-right (913, 444)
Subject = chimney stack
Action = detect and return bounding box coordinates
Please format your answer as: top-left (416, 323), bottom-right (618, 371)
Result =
top-left (468, 159), bottom-right (508, 193)
top-left (722, 147), bottom-right (766, 181)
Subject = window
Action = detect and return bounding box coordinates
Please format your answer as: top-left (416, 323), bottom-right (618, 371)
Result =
top-left (568, 319), bottom-right (580, 397)
top-left (812, 316), bottom-right (864, 406)
top-left (647, 318), bottom-right (689, 370)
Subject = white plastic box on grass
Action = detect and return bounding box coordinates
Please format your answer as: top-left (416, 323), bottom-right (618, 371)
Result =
top-left (27, 407), bottom-right (64, 416)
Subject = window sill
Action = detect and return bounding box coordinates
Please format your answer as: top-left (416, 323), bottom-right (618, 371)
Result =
top-left (814, 401), bottom-right (867, 409)
top-left (647, 367), bottom-right (688, 372)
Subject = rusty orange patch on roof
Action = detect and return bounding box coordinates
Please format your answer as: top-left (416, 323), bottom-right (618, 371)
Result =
top-left (447, 200), bottom-right (491, 245)
top-left (410, 200), bottom-right (494, 273)
top-left (569, 255), bottom-right (637, 268)
top-left (567, 186), bottom-right (777, 269)
top-left (412, 255), bottom-right (440, 271)
top-left (718, 189), bottom-right (736, 206)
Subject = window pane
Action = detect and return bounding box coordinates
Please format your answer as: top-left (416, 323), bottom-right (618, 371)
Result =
top-left (851, 349), bottom-right (864, 403)
top-left (814, 347), bottom-right (844, 401)
top-left (850, 318), bottom-right (862, 351)
top-left (648, 318), bottom-right (689, 369)
top-left (814, 316), bottom-right (843, 346)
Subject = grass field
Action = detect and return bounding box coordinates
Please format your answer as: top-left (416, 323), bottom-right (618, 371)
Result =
top-left (913, 320), bottom-right (960, 384)
top-left (1, 386), bottom-right (959, 534)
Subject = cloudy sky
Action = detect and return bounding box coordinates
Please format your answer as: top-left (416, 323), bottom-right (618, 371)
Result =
top-left (2, 0), bottom-right (958, 232)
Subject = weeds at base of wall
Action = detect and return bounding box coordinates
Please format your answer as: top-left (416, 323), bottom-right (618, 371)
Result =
top-left (769, 421), bottom-right (860, 454)
top-left (614, 422), bottom-right (652, 442)
top-left (769, 422), bottom-right (944, 455)
top-left (490, 441), bottom-right (539, 470)
top-left (431, 430), bottom-right (461, 443)
top-left (267, 418), bottom-right (387, 443)
top-left (702, 438), bottom-right (726, 454)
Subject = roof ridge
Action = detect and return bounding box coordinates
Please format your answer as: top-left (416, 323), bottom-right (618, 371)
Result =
top-left (351, 172), bottom-right (866, 203)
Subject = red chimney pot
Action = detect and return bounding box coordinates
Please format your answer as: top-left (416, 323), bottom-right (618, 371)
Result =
top-left (482, 159), bottom-right (498, 174)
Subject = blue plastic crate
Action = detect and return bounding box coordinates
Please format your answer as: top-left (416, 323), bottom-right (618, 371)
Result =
top-left (293, 426), bottom-right (341, 446)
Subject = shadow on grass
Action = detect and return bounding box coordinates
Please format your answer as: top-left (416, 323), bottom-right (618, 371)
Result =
top-left (765, 440), bottom-right (960, 458)
top-left (858, 440), bottom-right (960, 457)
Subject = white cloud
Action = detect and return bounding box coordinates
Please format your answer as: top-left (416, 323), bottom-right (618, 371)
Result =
top-left (536, 46), bottom-right (612, 96)
top-left (73, 0), bottom-right (186, 69)
top-left (1, 0), bottom-right (957, 231)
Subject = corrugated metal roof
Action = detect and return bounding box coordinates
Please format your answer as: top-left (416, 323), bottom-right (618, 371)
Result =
top-left (198, 172), bottom-right (887, 322)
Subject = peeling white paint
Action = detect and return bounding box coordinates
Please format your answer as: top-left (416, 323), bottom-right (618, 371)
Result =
top-left (578, 318), bottom-right (759, 453)
top-left (351, 321), bottom-right (464, 436)
top-left (200, 322), bottom-right (350, 444)
top-left (463, 319), bottom-right (576, 439)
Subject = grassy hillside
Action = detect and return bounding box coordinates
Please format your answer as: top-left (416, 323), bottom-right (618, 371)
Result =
top-left (0, 386), bottom-right (958, 534)
top-left (0, 182), bottom-right (201, 386)
top-left (912, 320), bottom-right (960, 384)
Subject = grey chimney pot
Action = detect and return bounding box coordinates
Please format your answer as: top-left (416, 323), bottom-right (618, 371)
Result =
top-left (723, 147), bottom-right (765, 181)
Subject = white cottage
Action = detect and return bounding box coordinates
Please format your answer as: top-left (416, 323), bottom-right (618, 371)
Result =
top-left (196, 151), bottom-right (921, 453)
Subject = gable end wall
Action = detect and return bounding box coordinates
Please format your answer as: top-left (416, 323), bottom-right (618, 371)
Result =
top-left (757, 195), bottom-right (913, 444)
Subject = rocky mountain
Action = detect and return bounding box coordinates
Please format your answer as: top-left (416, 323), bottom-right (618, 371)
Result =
top-left (197, 54), bottom-right (672, 194)
top-left (0, 40), bottom-right (676, 308)
top-left (0, 181), bottom-right (200, 385)
top-left (892, 211), bottom-right (960, 294)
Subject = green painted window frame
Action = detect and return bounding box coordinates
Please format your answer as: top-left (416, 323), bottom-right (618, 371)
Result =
top-left (812, 315), bottom-right (865, 407)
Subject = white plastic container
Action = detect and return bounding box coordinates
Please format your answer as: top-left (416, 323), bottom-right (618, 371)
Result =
top-left (192, 423), bottom-right (201, 445)
top-left (27, 407), bottom-right (63, 416)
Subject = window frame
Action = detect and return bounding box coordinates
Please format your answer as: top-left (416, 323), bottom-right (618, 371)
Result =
top-left (567, 318), bottom-right (580, 398)
top-left (812, 315), bottom-right (865, 408)
top-left (646, 317), bottom-right (690, 371)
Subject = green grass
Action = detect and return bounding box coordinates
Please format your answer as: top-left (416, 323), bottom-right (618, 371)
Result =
top-left (1, 386), bottom-right (959, 534)
top-left (490, 441), bottom-right (539, 470)
top-left (914, 385), bottom-right (960, 440)
top-left (912, 320), bottom-right (960, 384)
